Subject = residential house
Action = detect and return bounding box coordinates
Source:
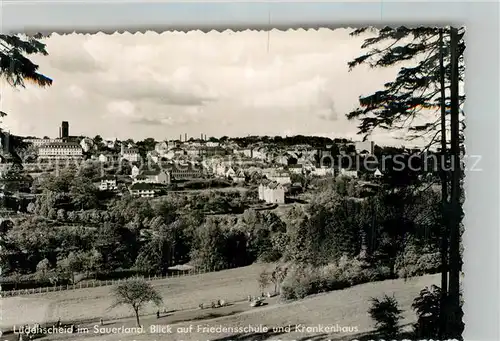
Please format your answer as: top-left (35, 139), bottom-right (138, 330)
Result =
top-left (258, 180), bottom-right (285, 204)
top-left (129, 182), bottom-right (159, 198)
top-left (311, 166), bottom-right (334, 177)
top-left (155, 141), bottom-right (169, 154)
top-left (288, 164), bottom-right (303, 175)
top-left (131, 165), bottom-right (141, 178)
top-left (147, 150), bottom-right (160, 163)
top-left (99, 176), bottom-right (117, 191)
top-left (206, 141), bottom-right (220, 148)
top-left (267, 170), bottom-right (291, 185)
top-left (121, 145), bottom-right (141, 163)
top-left (232, 169), bottom-right (246, 183)
top-left (98, 153), bottom-right (119, 163)
top-left (134, 169), bottom-right (170, 184)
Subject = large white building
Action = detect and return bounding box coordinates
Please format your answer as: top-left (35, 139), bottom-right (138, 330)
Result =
top-left (258, 180), bottom-right (285, 204)
top-left (38, 142), bottom-right (83, 159)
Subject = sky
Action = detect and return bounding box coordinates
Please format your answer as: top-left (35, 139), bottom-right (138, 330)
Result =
top-left (2, 28), bottom-right (421, 146)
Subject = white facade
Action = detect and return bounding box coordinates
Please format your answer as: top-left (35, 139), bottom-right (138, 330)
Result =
top-left (340, 168), bottom-right (358, 178)
top-left (38, 142), bottom-right (83, 159)
top-left (121, 151), bottom-right (141, 163)
top-left (131, 165), bottom-right (140, 178)
top-left (311, 167), bottom-right (334, 177)
top-left (99, 178), bottom-right (117, 191)
top-left (258, 183), bottom-right (285, 204)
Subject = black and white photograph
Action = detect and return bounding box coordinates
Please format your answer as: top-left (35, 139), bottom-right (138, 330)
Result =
top-left (1, 25), bottom-right (465, 341)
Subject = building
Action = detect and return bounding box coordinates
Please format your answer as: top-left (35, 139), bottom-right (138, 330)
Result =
top-left (266, 170), bottom-right (291, 185)
top-left (233, 169), bottom-right (246, 183)
top-left (121, 145), bottom-right (141, 163)
top-left (38, 142), bottom-right (83, 160)
top-left (258, 180), bottom-right (285, 204)
top-left (99, 176), bottom-right (117, 191)
top-left (166, 163), bottom-right (204, 181)
top-left (129, 182), bottom-right (159, 198)
top-left (134, 169), bottom-right (170, 184)
top-left (311, 166), bottom-right (334, 177)
top-left (339, 168), bottom-right (359, 178)
top-left (288, 164), bottom-right (303, 174)
top-left (98, 153), bottom-right (119, 163)
top-left (59, 121), bottom-right (69, 139)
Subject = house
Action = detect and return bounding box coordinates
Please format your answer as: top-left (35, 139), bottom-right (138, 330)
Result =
top-left (134, 169), bottom-right (170, 184)
top-left (266, 170), bottom-right (291, 185)
top-left (288, 164), bottom-right (303, 175)
top-left (258, 180), bottom-right (285, 204)
top-left (225, 167), bottom-right (236, 179)
top-left (214, 163), bottom-right (227, 177)
top-left (311, 166), bottom-right (334, 177)
top-left (131, 165), bottom-right (141, 178)
top-left (98, 153), bottom-right (119, 163)
top-left (339, 168), bottom-right (358, 178)
top-left (232, 169), bottom-right (246, 183)
top-left (147, 150), bottom-right (160, 163)
top-left (129, 182), bottom-right (159, 198)
top-left (206, 141), bottom-right (220, 148)
top-left (99, 176), bottom-right (117, 191)
top-left (121, 144), bottom-right (141, 163)
top-left (161, 162), bottom-right (204, 181)
top-left (155, 141), bottom-right (169, 154)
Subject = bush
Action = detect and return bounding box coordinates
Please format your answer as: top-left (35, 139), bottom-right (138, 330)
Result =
top-left (279, 258), bottom-right (393, 301)
top-left (412, 285), bottom-right (441, 339)
top-left (368, 294), bottom-right (403, 339)
top-left (395, 244), bottom-right (441, 279)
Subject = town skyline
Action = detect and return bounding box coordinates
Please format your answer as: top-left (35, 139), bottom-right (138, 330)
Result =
top-left (2, 28), bottom-right (429, 147)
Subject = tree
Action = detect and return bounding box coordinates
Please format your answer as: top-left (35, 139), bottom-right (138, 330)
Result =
top-left (257, 270), bottom-right (270, 294)
top-left (368, 294), bottom-right (403, 339)
top-left (0, 34), bottom-right (52, 118)
top-left (110, 279), bottom-right (163, 327)
top-left (347, 26), bottom-right (465, 339)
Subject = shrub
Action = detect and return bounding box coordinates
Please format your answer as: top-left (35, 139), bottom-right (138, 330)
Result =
top-left (395, 244), bottom-right (441, 279)
top-left (368, 294), bottom-right (403, 339)
top-left (279, 258), bottom-right (393, 301)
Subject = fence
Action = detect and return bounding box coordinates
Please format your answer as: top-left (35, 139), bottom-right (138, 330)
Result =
top-left (1, 265), bottom-right (236, 298)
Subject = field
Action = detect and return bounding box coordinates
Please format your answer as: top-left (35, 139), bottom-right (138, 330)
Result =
top-left (39, 273), bottom-right (439, 341)
top-left (1, 263), bottom-right (271, 330)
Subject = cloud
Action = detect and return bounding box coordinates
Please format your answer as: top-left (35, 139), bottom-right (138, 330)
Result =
top-left (2, 28), bottom-right (414, 145)
top-left (45, 34), bottom-right (103, 73)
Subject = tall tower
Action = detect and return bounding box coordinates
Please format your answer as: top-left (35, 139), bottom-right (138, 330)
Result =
top-left (61, 121), bottom-right (69, 139)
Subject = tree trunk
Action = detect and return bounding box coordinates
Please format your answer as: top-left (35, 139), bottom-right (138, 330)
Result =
top-left (447, 26), bottom-right (463, 339)
top-left (438, 27), bottom-right (450, 340)
top-left (134, 307), bottom-right (141, 327)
